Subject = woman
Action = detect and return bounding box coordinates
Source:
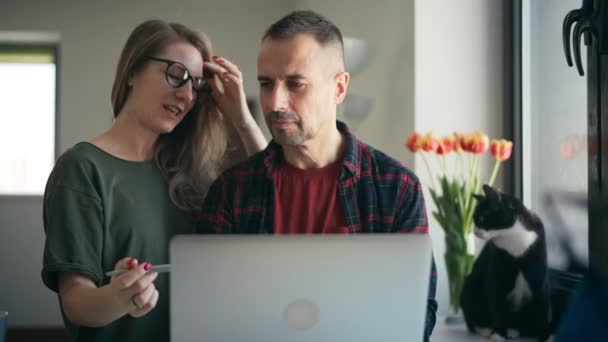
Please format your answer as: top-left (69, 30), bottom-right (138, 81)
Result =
top-left (41, 19), bottom-right (266, 341)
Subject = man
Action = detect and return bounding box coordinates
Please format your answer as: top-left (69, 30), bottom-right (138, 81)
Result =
top-left (196, 10), bottom-right (437, 340)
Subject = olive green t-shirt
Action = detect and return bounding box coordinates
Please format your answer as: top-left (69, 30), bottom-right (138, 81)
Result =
top-left (41, 142), bottom-right (193, 342)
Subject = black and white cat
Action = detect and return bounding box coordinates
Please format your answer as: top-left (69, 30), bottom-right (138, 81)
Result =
top-left (460, 185), bottom-right (552, 341)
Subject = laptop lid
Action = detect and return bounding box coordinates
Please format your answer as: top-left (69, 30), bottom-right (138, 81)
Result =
top-left (170, 234), bottom-right (432, 342)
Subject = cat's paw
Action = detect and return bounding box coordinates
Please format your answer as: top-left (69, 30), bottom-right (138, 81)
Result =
top-left (506, 329), bottom-right (520, 339)
top-left (489, 332), bottom-right (506, 341)
top-left (474, 327), bottom-right (494, 338)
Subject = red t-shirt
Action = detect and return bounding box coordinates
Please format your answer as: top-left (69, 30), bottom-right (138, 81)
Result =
top-left (273, 159), bottom-right (348, 234)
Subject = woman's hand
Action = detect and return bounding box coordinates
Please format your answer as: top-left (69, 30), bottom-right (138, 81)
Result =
top-left (58, 257), bottom-right (160, 327)
top-left (204, 55), bottom-right (268, 155)
top-left (110, 258), bottom-right (159, 318)
top-left (204, 56), bottom-right (252, 128)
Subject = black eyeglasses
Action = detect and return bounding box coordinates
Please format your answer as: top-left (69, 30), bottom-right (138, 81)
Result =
top-left (144, 56), bottom-right (209, 92)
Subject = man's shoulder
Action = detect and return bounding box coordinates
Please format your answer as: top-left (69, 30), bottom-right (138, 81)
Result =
top-left (217, 148), bottom-right (270, 182)
top-left (356, 139), bottom-right (420, 184)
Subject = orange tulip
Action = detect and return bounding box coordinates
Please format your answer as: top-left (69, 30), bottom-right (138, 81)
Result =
top-left (465, 131), bottom-right (489, 154)
top-left (440, 135), bottom-right (455, 154)
top-left (405, 132), bottom-right (421, 152)
top-left (461, 134), bottom-right (473, 152)
top-left (453, 133), bottom-right (465, 153)
top-left (490, 139), bottom-right (513, 161)
top-left (420, 133), bottom-right (439, 152)
top-left (436, 141), bottom-right (450, 155)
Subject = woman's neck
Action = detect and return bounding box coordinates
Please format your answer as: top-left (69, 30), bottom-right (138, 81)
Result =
top-left (90, 109), bottom-right (158, 161)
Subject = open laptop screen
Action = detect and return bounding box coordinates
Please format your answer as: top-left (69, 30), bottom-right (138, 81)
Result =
top-left (170, 234), bottom-right (431, 342)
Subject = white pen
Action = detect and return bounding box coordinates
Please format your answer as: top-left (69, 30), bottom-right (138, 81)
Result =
top-left (105, 264), bottom-right (171, 277)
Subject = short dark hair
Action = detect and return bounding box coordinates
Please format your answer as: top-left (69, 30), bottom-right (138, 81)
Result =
top-left (262, 10), bottom-right (343, 53)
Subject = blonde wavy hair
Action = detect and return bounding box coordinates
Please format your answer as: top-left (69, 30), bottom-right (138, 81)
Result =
top-left (111, 19), bottom-right (227, 214)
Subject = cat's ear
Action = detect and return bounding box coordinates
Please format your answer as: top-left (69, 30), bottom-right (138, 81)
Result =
top-left (483, 184), bottom-right (499, 202)
top-left (473, 193), bottom-right (485, 202)
top-left (482, 184), bottom-right (492, 194)
top-left (506, 195), bottom-right (522, 210)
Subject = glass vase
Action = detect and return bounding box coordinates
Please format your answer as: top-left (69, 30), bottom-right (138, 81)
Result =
top-left (444, 230), bottom-right (475, 324)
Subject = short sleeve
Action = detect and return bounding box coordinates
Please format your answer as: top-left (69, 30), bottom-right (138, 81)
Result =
top-left (41, 156), bottom-right (104, 292)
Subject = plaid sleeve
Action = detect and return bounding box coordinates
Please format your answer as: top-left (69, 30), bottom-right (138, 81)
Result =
top-left (195, 177), bottom-right (233, 234)
top-left (425, 258), bottom-right (438, 342)
top-left (393, 173), bottom-right (437, 341)
top-left (394, 173), bottom-right (428, 234)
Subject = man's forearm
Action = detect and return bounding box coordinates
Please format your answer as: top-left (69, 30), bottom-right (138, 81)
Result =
top-left (424, 298), bottom-right (438, 341)
top-left (424, 256), bottom-right (438, 341)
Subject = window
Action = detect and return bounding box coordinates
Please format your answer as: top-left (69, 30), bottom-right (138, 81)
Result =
top-left (0, 46), bottom-right (57, 195)
top-left (513, 0), bottom-right (608, 324)
top-left (520, 0), bottom-right (588, 271)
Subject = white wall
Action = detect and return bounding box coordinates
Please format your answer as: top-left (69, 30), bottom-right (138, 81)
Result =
top-left (415, 0), bottom-right (506, 315)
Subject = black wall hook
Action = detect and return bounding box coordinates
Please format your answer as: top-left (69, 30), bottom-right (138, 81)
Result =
top-left (562, 0), bottom-right (594, 76)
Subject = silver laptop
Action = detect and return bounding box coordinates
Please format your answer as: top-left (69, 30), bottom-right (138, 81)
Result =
top-left (170, 234), bottom-right (432, 342)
